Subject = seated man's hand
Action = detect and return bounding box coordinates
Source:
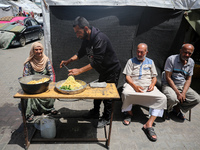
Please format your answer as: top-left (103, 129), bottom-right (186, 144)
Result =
top-left (147, 85), bottom-right (154, 92)
top-left (134, 86), bottom-right (144, 93)
top-left (177, 92), bottom-right (185, 103)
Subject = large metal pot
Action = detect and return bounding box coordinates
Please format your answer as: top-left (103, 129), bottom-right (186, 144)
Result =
top-left (18, 75), bottom-right (51, 94)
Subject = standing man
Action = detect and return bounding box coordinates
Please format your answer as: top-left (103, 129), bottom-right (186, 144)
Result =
top-left (121, 43), bottom-right (167, 141)
top-left (60, 16), bottom-right (121, 128)
top-left (162, 44), bottom-right (200, 120)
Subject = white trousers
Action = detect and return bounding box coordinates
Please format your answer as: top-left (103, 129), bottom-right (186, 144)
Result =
top-left (122, 104), bottom-right (164, 117)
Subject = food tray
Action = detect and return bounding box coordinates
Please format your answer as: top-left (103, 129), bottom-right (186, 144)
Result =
top-left (89, 82), bottom-right (107, 88)
top-left (55, 80), bottom-right (87, 94)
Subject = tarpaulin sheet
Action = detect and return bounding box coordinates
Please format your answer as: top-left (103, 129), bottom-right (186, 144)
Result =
top-left (0, 23), bottom-right (25, 32)
top-left (44, 0), bottom-right (200, 10)
top-left (0, 31), bottom-right (15, 49)
top-left (49, 6), bottom-right (185, 89)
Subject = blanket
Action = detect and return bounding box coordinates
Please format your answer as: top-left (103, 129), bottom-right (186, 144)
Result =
top-left (0, 31), bottom-right (15, 49)
top-left (0, 23), bottom-right (25, 32)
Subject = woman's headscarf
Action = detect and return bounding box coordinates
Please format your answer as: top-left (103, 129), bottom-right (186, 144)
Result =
top-left (24, 41), bottom-right (48, 72)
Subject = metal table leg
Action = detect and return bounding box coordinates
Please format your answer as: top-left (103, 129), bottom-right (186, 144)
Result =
top-left (106, 100), bottom-right (115, 149)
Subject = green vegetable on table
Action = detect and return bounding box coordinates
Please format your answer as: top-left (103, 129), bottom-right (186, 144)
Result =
top-left (60, 85), bottom-right (72, 90)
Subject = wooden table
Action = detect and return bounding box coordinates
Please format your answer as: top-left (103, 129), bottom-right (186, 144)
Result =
top-left (14, 82), bottom-right (120, 149)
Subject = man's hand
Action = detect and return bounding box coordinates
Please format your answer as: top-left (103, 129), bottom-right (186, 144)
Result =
top-left (165, 71), bottom-right (188, 103)
top-left (68, 68), bottom-right (81, 76)
top-left (177, 92), bottom-right (186, 103)
top-left (147, 84), bottom-right (154, 92)
top-left (134, 86), bottom-right (144, 93)
top-left (60, 60), bottom-right (71, 68)
top-left (60, 55), bottom-right (78, 68)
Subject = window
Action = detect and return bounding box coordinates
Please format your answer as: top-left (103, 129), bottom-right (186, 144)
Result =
top-left (30, 19), bottom-right (38, 26)
top-left (25, 20), bottom-right (32, 26)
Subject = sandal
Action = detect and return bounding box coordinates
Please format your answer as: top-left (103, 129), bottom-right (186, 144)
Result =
top-left (122, 112), bottom-right (131, 126)
top-left (142, 127), bottom-right (157, 142)
top-left (27, 115), bottom-right (34, 122)
top-left (51, 110), bottom-right (58, 115)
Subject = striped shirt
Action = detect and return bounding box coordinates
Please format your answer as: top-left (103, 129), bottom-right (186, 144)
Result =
top-left (162, 54), bottom-right (194, 86)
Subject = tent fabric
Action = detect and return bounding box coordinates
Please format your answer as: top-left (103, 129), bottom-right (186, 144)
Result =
top-left (0, 4), bottom-right (11, 8)
top-left (8, 0), bottom-right (42, 14)
top-left (47, 6), bottom-right (186, 89)
top-left (0, 4), bottom-right (13, 18)
top-left (0, 16), bottom-right (26, 24)
top-left (0, 16), bottom-right (15, 21)
top-left (44, 0), bottom-right (200, 10)
top-left (185, 10), bottom-right (200, 36)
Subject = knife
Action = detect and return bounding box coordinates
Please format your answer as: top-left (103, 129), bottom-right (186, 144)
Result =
top-left (62, 64), bottom-right (70, 72)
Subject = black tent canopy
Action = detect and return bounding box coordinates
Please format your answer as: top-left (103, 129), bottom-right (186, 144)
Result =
top-left (48, 6), bottom-right (186, 89)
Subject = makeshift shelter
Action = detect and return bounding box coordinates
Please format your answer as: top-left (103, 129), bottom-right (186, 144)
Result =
top-left (7, 0), bottom-right (43, 23)
top-left (0, 4), bottom-right (13, 18)
top-left (40, 0), bottom-right (200, 89)
top-left (8, 0), bottom-right (42, 14)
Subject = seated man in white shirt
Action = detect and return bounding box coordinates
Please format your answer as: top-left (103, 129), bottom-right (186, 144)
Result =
top-left (121, 43), bottom-right (167, 142)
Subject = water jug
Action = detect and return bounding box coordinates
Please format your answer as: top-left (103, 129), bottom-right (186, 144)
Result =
top-left (40, 117), bottom-right (56, 138)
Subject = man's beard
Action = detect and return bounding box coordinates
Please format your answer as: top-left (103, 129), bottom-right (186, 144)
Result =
top-left (181, 55), bottom-right (189, 61)
top-left (81, 30), bottom-right (88, 40)
top-left (137, 54), bottom-right (146, 61)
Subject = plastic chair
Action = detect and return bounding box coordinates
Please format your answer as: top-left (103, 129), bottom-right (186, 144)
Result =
top-left (189, 109), bottom-right (191, 121)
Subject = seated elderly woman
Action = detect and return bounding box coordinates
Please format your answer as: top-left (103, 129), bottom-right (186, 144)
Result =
top-left (23, 41), bottom-right (57, 122)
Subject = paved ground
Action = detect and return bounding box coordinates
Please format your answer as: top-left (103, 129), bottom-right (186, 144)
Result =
top-left (1, 39), bottom-right (200, 150)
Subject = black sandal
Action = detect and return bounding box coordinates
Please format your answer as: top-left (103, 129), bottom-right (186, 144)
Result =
top-left (142, 127), bottom-right (157, 142)
top-left (122, 112), bottom-right (132, 126)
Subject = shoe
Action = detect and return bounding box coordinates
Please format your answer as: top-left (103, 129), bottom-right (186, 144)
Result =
top-left (172, 109), bottom-right (185, 121)
top-left (83, 109), bottom-right (99, 119)
top-left (176, 112), bottom-right (186, 121)
top-left (97, 118), bottom-right (110, 128)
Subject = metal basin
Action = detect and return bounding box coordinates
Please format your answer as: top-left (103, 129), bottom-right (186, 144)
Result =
top-left (18, 75), bottom-right (51, 94)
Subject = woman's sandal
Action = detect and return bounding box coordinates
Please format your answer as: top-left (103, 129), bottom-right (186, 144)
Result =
top-left (122, 112), bottom-right (132, 126)
top-left (142, 127), bottom-right (157, 142)
top-left (27, 115), bottom-right (34, 122)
